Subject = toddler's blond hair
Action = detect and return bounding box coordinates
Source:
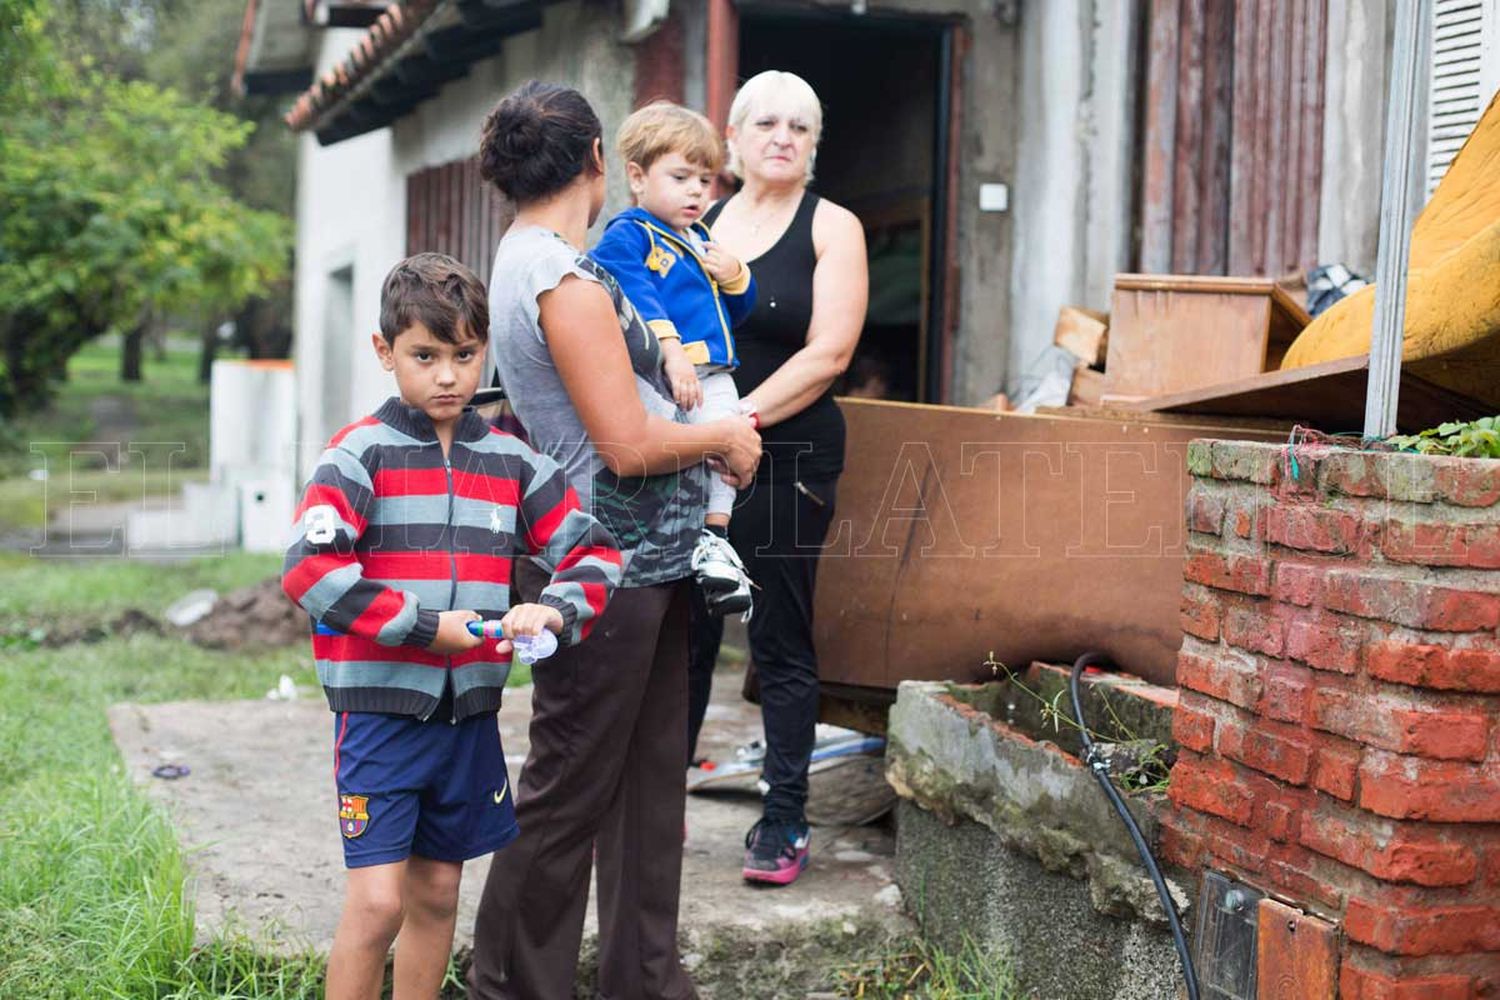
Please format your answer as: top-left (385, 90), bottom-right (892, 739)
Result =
top-left (617, 101), bottom-right (724, 173)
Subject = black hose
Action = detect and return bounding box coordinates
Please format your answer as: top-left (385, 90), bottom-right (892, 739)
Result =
top-left (1069, 652), bottom-right (1200, 1000)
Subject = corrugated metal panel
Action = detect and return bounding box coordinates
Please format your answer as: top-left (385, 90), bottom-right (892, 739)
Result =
top-left (1426, 0), bottom-right (1496, 194)
top-left (404, 157), bottom-right (515, 281)
top-left (1139, 0), bottom-right (1327, 278)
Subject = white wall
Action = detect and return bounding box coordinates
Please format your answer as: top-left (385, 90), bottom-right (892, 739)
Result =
top-left (292, 29), bottom-right (405, 476)
top-left (391, 1), bottom-right (638, 235)
top-left (1006, 0), bottom-right (1139, 396)
top-left (291, 5), bottom-right (638, 478)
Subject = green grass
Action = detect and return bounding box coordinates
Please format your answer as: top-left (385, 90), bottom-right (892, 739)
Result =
top-left (0, 554), bottom-right (326, 998)
top-left (1, 340), bottom-right (218, 479)
top-left (0, 465), bottom-right (210, 538)
top-left (834, 934), bottom-right (1027, 999)
top-left (0, 550), bottom-right (279, 622)
top-left (0, 552), bottom-right (538, 998)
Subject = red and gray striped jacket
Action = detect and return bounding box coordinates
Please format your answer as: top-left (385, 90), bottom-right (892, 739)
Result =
top-left (282, 397), bottom-right (622, 720)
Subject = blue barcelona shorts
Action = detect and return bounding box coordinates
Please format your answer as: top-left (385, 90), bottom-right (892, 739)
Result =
top-left (331, 709), bottom-right (519, 869)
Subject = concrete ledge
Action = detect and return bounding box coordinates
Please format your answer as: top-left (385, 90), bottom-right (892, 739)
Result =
top-left (886, 678), bottom-right (1188, 926)
top-left (895, 802), bottom-right (1184, 1000)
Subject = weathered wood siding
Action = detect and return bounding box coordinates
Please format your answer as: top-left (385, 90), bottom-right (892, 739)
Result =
top-left (1140, 0), bottom-right (1328, 278)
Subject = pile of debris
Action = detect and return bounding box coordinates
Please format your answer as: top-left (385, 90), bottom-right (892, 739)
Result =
top-left (169, 578), bottom-right (309, 650)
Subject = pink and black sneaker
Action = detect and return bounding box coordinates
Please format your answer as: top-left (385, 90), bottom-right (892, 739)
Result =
top-left (742, 817), bottom-right (810, 885)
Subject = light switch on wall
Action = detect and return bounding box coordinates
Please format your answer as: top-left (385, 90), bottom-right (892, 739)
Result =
top-left (979, 183), bottom-right (1009, 213)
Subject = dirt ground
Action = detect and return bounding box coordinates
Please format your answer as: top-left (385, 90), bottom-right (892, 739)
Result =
top-left (107, 662), bottom-right (907, 987)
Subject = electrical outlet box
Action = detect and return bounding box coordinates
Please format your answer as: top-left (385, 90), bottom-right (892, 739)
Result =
top-left (979, 183), bottom-right (1009, 212)
top-left (1194, 871), bottom-right (1263, 1000)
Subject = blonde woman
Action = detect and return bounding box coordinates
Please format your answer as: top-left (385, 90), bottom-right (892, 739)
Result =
top-left (690, 69), bottom-right (869, 886)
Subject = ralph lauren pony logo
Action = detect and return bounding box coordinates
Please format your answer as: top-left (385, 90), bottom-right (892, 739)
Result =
top-left (339, 793), bottom-right (370, 838)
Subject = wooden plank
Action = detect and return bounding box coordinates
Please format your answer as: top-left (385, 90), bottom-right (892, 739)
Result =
top-left (1227, 0), bottom-right (1259, 275)
top-left (449, 160), bottom-right (464, 260)
top-left (1263, 0), bottom-right (1291, 275)
top-left (1068, 366), bottom-right (1106, 406)
top-left (405, 172), bottom-right (420, 254)
top-left (463, 156), bottom-right (478, 273)
top-left (1136, 354), bottom-right (1494, 432)
top-left (1053, 305), bottom-right (1109, 366)
top-left (1257, 899), bottom-right (1338, 1000)
top-left (1249, 0), bottom-right (1275, 274)
top-left (1198, 0), bottom-right (1235, 274)
top-left (1170, 0), bottom-right (1205, 273)
top-left (812, 400), bottom-right (1286, 689)
top-left (426, 164), bottom-right (439, 252)
top-left (1140, 0), bottom-right (1182, 274)
top-left (1106, 282), bottom-right (1275, 396)
top-left (1283, 0), bottom-right (1307, 274)
top-left (1116, 273), bottom-right (1307, 307)
top-left (1298, 0), bottom-right (1327, 269)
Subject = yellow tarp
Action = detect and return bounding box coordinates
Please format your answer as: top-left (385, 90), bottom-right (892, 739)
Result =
top-left (1280, 91), bottom-right (1500, 408)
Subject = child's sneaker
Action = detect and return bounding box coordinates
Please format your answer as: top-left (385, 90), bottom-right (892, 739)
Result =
top-left (742, 817), bottom-right (810, 885)
top-left (709, 573), bottom-right (752, 619)
top-left (691, 530), bottom-right (752, 616)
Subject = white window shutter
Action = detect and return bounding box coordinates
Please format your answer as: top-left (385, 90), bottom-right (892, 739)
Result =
top-left (1427, 0), bottom-right (1499, 195)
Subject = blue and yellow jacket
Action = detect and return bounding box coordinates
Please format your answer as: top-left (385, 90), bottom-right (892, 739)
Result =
top-left (590, 207), bottom-right (756, 369)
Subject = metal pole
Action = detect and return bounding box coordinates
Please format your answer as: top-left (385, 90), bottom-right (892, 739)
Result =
top-left (1364, 0), bottom-right (1432, 439)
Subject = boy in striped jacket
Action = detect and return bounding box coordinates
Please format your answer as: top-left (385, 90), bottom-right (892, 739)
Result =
top-left (282, 253), bottom-right (622, 999)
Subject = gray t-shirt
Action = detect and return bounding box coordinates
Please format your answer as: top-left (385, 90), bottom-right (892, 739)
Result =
top-left (488, 225), bottom-right (706, 587)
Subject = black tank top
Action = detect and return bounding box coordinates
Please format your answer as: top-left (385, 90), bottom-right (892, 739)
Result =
top-left (706, 190), bottom-right (845, 483)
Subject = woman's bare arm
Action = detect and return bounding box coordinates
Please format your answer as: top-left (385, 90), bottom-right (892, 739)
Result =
top-left (539, 276), bottom-right (761, 482)
top-left (740, 201), bottom-right (868, 427)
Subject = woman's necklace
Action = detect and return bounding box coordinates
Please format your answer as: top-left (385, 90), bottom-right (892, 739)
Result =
top-left (743, 193), bottom-right (797, 236)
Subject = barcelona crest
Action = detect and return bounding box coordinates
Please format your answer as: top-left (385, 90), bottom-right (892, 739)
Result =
top-left (339, 793), bottom-right (370, 839)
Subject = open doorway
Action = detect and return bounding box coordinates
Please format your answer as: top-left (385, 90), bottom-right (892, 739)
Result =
top-left (738, 8), bottom-right (957, 403)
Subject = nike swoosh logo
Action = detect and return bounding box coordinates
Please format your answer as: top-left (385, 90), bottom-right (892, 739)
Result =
top-left (492, 779), bottom-right (508, 805)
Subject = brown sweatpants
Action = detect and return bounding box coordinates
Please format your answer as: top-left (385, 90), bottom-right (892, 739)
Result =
top-left (468, 568), bottom-right (697, 1000)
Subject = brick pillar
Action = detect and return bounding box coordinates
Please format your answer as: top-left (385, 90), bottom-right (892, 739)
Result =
top-left (1162, 440), bottom-right (1500, 997)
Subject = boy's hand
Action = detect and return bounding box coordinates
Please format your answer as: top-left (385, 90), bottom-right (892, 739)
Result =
top-left (661, 340), bottom-right (703, 410)
top-left (429, 610), bottom-right (483, 654)
top-left (494, 603), bottom-right (565, 656)
top-left (701, 243), bottom-right (743, 285)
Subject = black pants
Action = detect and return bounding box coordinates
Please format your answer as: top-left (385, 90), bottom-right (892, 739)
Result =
top-left (687, 477), bottom-right (837, 822)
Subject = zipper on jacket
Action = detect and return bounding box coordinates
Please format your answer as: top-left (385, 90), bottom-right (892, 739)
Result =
top-left (638, 220), bottom-right (735, 365)
top-left (419, 449), bottom-right (461, 724)
top-left (444, 453), bottom-right (459, 724)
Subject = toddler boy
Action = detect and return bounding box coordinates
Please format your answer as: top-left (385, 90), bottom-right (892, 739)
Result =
top-left (590, 101), bottom-right (757, 616)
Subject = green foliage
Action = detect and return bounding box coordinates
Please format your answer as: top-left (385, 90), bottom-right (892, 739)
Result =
top-left (0, 2), bottom-right (290, 417)
top-left (0, 552), bottom-right (323, 998)
top-left (984, 656), bottom-right (1173, 795)
top-left (1388, 416), bottom-right (1500, 459)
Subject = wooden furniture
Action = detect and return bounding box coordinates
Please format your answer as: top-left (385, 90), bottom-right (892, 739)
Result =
top-left (1132, 354), bottom-right (1493, 434)
top-left (1104, 274), bottom-right (1311, 399)
top-left (810, 398), bottom-right (1286, 695)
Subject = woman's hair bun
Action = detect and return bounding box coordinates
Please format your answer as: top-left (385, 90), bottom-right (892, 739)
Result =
top-left (479, 81), bottom-right (602, 203)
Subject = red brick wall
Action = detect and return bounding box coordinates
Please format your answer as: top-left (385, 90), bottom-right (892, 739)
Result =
top-left (1163, 440), bottom-right (1500, 997)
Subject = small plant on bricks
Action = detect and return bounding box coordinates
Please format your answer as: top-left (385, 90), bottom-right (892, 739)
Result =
top-left (1388, 416), bottom-right (1500, 458)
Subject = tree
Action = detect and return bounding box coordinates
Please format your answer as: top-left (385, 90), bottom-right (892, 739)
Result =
top-left (0, 4), bottom-right (289, 416)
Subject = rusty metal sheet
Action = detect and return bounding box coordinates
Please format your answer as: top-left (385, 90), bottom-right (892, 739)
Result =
top-left (811, 400), bottom-right (1284, 690)
top-left (1256, 898), bottom-right (1338, 1000)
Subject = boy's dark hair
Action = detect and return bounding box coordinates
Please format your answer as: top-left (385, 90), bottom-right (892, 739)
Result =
top-left (378, 253), bottom-right (489, 345)
top-left (479, 80), bottom-right (602, 203)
